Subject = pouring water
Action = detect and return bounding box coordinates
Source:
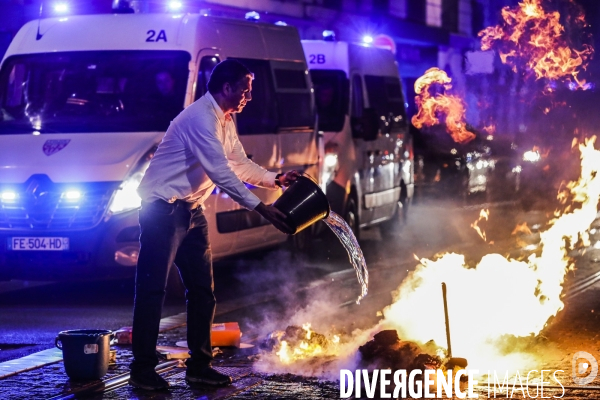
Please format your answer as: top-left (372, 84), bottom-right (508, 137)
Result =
top-left (323, 211), bottom-right (368, 304)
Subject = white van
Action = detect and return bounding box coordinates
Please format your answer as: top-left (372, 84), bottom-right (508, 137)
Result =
top-left (301, 40), bottom-right (413, 238)
top-left (0, 13), bottom-right (318, 281)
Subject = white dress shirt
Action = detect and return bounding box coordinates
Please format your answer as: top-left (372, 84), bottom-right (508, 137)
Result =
top-left (137, 92), bottom-right (277, 210)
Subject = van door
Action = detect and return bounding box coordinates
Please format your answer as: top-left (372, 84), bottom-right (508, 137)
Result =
top-left (360, 75), bottom-right (405, 224)
top-left (193, 51), bottom-right (238, 258)
top-left (228, 57), bottom-right (282, 252)
top-left (351, 73), bottom-right (375, 225)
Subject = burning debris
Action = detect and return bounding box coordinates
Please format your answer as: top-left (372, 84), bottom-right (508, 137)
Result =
top-left (261, 323), bottom-right (341, 366)
top-left (412, 68), bottom-right (476, 144)
top-left (358, 330), bottom-right (442, 372)
top-left (479, 0), bottom-right (593, 87)
top-left (381, 138), bottom-right (600, 372)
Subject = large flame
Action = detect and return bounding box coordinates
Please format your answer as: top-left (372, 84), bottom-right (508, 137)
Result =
top-left (381, 138), bottom-right (600, 371)
top-left (412, 68), bottom-right (476, 144)
top-left (479, 0), bottom-right (593, 86)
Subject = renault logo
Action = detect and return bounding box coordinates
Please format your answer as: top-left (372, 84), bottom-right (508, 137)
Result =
top-left (43, 139), bottom-right (71, 156)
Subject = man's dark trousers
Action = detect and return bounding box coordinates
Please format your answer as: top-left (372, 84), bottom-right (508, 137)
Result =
top-left (130, 200), bottom-right (214, 374)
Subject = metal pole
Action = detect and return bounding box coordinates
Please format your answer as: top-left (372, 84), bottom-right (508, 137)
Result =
top-left (442, 282), bottom-right (452, 358)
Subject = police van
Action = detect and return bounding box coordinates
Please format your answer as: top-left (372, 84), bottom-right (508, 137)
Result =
top-left (0, 13), bottom-right (318, 281)
top-left (302, 40), bottom-right (413, 238)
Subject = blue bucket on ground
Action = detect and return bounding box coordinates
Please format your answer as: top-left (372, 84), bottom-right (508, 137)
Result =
top-left (55, 329), bottom-right (113, 380)
top-left (273, 175), bottom-right (330, 234)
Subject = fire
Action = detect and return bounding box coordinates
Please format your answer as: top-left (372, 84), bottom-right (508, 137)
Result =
top-left (272, 323), bottom-right (341, 365)
top-left (479, 0), bottom-right (593, 87)
top-left (381, 138), bottom-right (600, 371)
top-left (471, 208), bottom-right (490, 242)
top-left (512, 222), bottom-right (532, 236)
top-left (412, 68), bottom-right (476, 144)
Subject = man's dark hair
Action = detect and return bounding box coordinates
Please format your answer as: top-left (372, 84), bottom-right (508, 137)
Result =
top-left (207, 59), bottom-right (252, 94)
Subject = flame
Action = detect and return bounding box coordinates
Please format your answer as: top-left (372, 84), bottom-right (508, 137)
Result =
top-left (512, 222), bottom-right (532, 235)
top-left (381, 137), bottom-right (600, 371)
top-left (412, 68), bottom-right (476, 144)
top-left (479, 0), bottom-right (593, 87)
top-left (471, 208), bottom-right (490, 242)
top-left (273, 323), bottom-right (340, 365)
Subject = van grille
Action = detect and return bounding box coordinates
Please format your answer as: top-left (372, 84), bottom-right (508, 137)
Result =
top-left (0, 179), bottom-right (119, 231)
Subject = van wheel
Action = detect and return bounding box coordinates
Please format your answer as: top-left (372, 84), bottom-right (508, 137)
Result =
top-left (344, 197), bottom-right (360, 241)
top-left (166, 266), bottom-right (186, 299)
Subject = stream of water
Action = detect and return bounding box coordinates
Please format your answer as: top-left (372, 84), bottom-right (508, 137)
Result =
top-left (323, 211), bottom-right (369, 304)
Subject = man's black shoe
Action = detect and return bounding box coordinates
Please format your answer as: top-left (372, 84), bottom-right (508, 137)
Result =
top-left (129, 369), bottom-right (170, 391)
top-left (186, 366), bottom-right (232, 386)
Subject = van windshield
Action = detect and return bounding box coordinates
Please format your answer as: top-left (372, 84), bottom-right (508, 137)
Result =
top-left (0, 50), bottom-right (190, 134)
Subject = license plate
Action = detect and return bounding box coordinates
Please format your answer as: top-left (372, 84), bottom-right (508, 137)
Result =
top-left (8, 237), bottom-right (70, 251)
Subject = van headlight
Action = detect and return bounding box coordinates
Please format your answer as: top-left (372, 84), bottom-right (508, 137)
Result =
top-left (109, 170), bottom-right (147, 213)
top-left (322, 153), bottom-right (338, 185)
top-left (108, 147), bottom-right (155, 214)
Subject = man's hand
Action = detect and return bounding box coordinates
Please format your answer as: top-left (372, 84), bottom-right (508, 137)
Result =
top-left (254, 202), bottom-right (294, 234)
top-left (279, 170), bottom-right (301, 187)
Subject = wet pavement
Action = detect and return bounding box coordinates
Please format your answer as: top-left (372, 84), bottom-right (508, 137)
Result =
top-left (2, 192), bottom-right (600, 399)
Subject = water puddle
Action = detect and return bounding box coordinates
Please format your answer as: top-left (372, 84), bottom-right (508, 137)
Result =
top-left (323, 211), bottom-right (368, 303)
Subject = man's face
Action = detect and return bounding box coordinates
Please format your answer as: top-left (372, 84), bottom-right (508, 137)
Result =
top-left (224, 75), bottom-right (252, 113)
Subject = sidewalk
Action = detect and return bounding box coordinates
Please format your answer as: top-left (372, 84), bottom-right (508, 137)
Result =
top-left (0, 321), bottom-right (341, 400)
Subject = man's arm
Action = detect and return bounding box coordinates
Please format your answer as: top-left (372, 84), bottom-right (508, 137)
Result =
top-left (228, 132), bottom-right (301, 188)
top-left (254, 202), bottom-right (294, 234)
top-left (227, 130), bottom-right (277, 188)
top-left (182, 114), bottom-right (293, 233)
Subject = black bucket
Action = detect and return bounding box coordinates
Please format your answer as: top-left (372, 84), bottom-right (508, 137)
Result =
top-left (273, 175), bottom-right (330, 234)
top-left (55, 329), bottom-right (113, 380)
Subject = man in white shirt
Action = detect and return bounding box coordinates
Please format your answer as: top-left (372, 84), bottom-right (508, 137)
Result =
top-left (129, 59), bottom-right (299, 390)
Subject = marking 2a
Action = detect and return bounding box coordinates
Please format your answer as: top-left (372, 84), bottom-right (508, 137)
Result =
top-left (146, 30), bottom-right (167, 42)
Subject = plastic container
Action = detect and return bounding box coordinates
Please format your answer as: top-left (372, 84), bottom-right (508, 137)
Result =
top-left (55, 329), bottom-right (113, 380)
top-left (211, 322), bottom-right (242, 347)
top-left (273, 175), bottom-right (330, 234)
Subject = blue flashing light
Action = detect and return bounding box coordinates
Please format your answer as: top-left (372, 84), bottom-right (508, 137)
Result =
top-left (362, 35), bottom-right (374, 44)
top-left (53, 3), bottom-right (69, 13)
top-left (275, 21), bottom-right (287, 26)
top-left (245, 11), bottom-right (260, 21)
top-left (322, 30), bottom-right (336, 41)
top-left (167, 1), bottom-right (182, 11)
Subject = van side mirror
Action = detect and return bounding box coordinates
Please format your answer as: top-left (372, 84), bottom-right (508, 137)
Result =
top-left (351, 108), bottom-right (379, 141)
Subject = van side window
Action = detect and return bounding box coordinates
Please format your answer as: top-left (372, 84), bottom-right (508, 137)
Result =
top-left (364, 75), bottom-right (407, 133)
top-left (310, 69), bottom-right (349, 132)
top-left (272, 61), bottom-right (313, 131)
top-left (365, 75), bottom-right (406, 132)
top-left (274, 69), bottom-right (307, 89)
top-left (195, 56), bottom-right (220, 101)
top-left (351, 74), bottom-right (364, 118)
top-left (230, 58), bottom-right (278, 135)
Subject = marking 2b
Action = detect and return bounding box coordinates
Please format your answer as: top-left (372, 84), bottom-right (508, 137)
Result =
top-left (309, 54), bottom-right (326, 64)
